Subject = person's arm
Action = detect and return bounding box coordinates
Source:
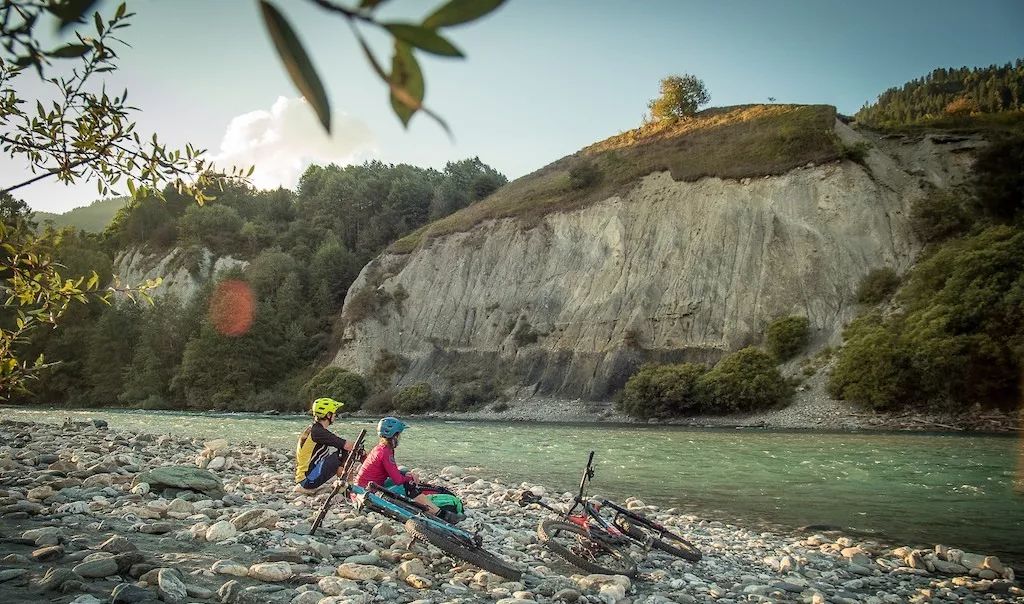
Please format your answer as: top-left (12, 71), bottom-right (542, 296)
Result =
top-left (381, 449), bottom-right (410, 485)
top-left (310, 423), bottom-right (350, 451)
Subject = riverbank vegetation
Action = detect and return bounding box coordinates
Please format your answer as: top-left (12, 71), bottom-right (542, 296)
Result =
top-left (829, 135), bottom-right (1024, 411)
top-left (8, 159), bottom-right (505, 411)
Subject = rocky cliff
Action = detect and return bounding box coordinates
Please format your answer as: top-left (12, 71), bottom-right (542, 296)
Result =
top-left (332, 111), bottom-right (982, 400)
top-left (113, 246), bottom-right (248, 303)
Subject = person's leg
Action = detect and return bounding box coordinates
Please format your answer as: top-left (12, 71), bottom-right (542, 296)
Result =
top-left (301, 452), bottom-right (342, 489)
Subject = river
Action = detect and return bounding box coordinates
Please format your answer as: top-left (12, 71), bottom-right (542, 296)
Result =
top-left (5, 407), bottom-right (1023, 565)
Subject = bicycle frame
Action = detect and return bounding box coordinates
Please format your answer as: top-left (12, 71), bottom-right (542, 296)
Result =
top-left (347, 482), bottom-right (482, 548)
top-left (519, 451), bottom-right (655, 549)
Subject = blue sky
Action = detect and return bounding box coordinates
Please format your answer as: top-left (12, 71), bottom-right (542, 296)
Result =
top-left (5, 0), bottom-right (1024, 212)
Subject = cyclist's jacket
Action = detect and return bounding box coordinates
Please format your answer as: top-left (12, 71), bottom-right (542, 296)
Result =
top-left (295, 422), bottom-right (347, 483)
top-left (355, 443), bottom-right (409, 488)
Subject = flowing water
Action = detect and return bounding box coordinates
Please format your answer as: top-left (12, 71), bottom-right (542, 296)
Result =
top-left (5, 407), bottom-right (1023, 564)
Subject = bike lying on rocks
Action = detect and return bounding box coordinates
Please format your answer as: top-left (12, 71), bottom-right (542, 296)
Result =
top-left (309, 429), bottom-right (522, 580)
top-left (519, 451), bottom-right (701, 577)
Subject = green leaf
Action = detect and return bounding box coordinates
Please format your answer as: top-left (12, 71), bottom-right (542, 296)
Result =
top-left (359, 0), bottom-right (387, 8)
top-left (94, 11), bottom-right (104, 35)
top-left (424, 0), bottom-right (505, 29)
top-left (115, 2), bottom-right (126, 19)
top-left (259, 0), bottom-right (331, 132)
top-left (390, 42), bottom-right (424, 126)
top-left (47, 44), bottom-right (91, 58)
top-left (383, 23), bottom-right (463, 57)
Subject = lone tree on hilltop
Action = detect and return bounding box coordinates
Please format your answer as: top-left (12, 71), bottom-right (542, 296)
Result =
top-left (648, 74), bottom-right (710, 120)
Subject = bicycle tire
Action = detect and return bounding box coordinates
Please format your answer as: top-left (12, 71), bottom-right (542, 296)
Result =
top-left (617, 517), bottom-right (702, 562)
top-left (404, 518), bottom-right (522, 581)
top-left (537, 519), bottom-right (637, 577)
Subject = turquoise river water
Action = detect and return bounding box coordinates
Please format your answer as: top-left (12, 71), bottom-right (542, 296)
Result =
top-left (4, 408), bottom-right (1023, 564)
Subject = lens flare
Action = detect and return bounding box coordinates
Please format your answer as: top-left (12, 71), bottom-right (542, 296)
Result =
top-left (209, 279), bottom-right (254, 337)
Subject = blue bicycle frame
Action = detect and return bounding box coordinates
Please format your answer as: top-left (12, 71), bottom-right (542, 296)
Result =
top-left (346, 483), bottom-right (482, 547)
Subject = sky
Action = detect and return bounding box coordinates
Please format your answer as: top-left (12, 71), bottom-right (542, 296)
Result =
top-left (4, 0), bottom-right (1024, 213)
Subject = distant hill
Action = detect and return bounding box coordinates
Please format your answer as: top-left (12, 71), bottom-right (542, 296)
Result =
top-left (34, 196), bottom-right (128, 233)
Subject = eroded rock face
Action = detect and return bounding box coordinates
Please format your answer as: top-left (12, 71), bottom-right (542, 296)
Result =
top-left (333, 125), bottom-right (981, 399)
top-left (113, 245), bottom-right (248, 304)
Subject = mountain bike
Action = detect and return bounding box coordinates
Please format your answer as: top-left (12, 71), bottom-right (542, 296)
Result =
top-left (518, 451), bottom-right (701, 576)
top-left (309, 429), bottom-right (521, 580)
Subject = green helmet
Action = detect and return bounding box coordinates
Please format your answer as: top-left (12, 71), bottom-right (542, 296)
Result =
top-left (312, 397), bottom-right (343, 419)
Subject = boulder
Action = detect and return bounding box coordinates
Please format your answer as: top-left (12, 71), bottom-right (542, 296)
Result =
top-left (156, 568), bottom-right (188, 604)
top-left (133, 466), bottom-right (224, 497)
top-left (318, 576), bottom-right (362, 596)
top-left (27, 485), bottom-right (55, 500)
top-left (212, 559), bottom-right (249, 577)
top-left (231, 508), bottom-right (281, 531)
top-left (73, 554), bottom-right (119, 578)
top-left (248, 561), bottom-right (293, 582)
top-left (205, 520), bottom-right (237, 542)
top-left (99, 536), bottom-right (137, 554)
top-left (111, 583), bottom-right (154, 604)
top-left (336, 563), bottom-right (384, 581)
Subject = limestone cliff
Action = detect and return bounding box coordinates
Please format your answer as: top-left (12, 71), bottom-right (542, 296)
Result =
top-left (332, 116), bottom-right (982, 400)
top-left (113, 246), bottom-right (248, 303)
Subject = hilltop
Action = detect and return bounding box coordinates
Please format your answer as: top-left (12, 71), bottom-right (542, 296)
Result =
top-left (33, 196), bottom-right (128, 233)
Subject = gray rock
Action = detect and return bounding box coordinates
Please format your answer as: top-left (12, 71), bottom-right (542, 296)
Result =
top-left (99, 535), bottom-right (137, 553)
top-left (0, 568), bottom-right (28, 582)
top-left (111, 583), bottom-right (153, 604)
top-left (553, 588), bottom-right (583, 602)
top-left (133, 466), bottom-right (224, 497)
top-left (73, 555), bottom-right (120, 578)
top-left (156, 568), bottom-right (188, 604)
top-left (36, 567), bottom-right (81, 592)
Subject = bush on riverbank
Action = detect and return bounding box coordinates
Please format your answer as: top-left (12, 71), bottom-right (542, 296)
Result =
top-left (394, 383), bottom-right (438, 414)
top-left (830, 225), bottom-right (1024, 410)
top-left (764, 316), bottom-right (810, 361)
top-left (617, 362), bottom-right (708, 418)
top-left (300, 367), bottom-right (367, 411)
top-left (856, 268), bottom-right (901, 304)
top-left (617, 347), bottom-right (792, 418)
top-left (699, 347), bottom-right (793, 413)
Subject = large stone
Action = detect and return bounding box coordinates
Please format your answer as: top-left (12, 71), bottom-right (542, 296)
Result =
top-left (36, 567), bottom-right (80, 592)
top-left (73, 554), bottom-right (119, 578)
top-left (111, 583), bottom-right (152, 604)
top-left (248, 561), bottom-right (293, 582)
top-left (99, 535), bottom-right (137, 554)
top-left (397, 559), bottom-right (427, 579)
top-left (231, 508), bottom-right (281, 531)
top-left (290, 591), bottom-right (324, 604)
top-left (27, 485), bottom-right (55, 500)
top-left (205, 520), bottom-right (237, 542)
top-left (156, 568), bottom-right (188, 604)
top-left (336, 563), bottom-right (384, 581)
top-left (133, 466), bottom-right (224, 497)
top-left (32, 545), bottom-right (64, 561)
top-left (212, 560), bottom-right (250, 577)
top-left (318, 576), bottom-right (362, 596)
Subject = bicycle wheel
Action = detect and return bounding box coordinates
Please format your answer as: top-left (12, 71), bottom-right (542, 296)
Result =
top-left (537, 519), bottom-right (637, 577)
top-left (405, 518), bottom-right (522, 580)
top-left (617, 517), bottom-right (702, 562)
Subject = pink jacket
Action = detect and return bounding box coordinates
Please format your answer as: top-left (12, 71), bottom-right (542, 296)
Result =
top-left (356, 443), bottom-right (409, 488)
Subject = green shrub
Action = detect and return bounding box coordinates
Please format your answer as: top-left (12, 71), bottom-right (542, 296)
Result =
top-left (568, 160), bottom-right (602, 189)
top-left (446, 380), bottom-right (496, 411)
top-left (764, 316), bottom-right (810, 361)
top-left (831, 226), bottom-right (1024, 410)
top-left (972, 136), bottom-right (1024, 221)
top-left (394, 382), bottom-right (437, 414)
top-left (827, 314), bottom-right (918, 409)
top-left (301, 367), bottom-right (367, 411)
top-left (856, 268), bottom-right (900, 304)
top-left (363, 390), bottom-right (395, 414)
top-left (698, 347), bottom-right (792, 412)
top-left (838, 141), bottom-right (871, 165)
top-left (617, 362), bottom-right (708, 419)
top-left (910, 191), bottom-right (971, 242)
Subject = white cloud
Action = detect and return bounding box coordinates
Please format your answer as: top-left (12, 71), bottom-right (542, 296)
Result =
top-left (212, 96), bottom-right (375, 190)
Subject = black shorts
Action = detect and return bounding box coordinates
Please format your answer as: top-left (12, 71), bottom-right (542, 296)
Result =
top-left (299, 451), bottom-right (342, 489)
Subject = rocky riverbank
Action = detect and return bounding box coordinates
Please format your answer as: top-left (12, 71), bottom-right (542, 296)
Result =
top-left (0, 420), bottom-right (1020, 604)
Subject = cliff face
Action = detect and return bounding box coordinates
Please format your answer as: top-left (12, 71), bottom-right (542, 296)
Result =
top-left (113, 246), bottom-right (248, 303)
top-left (332, 121), bottom-right (981, 399)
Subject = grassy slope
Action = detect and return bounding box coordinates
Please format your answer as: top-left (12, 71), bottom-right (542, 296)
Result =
top-left (34, 196), bottom-right (128, 233)
top-left (391, 104), bottom-right (840, 253)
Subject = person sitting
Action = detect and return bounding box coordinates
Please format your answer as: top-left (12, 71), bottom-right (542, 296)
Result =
top-left (356, 416), bottom-right (461, 522)
top-left (295, 397), bottom-right (354, 492)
